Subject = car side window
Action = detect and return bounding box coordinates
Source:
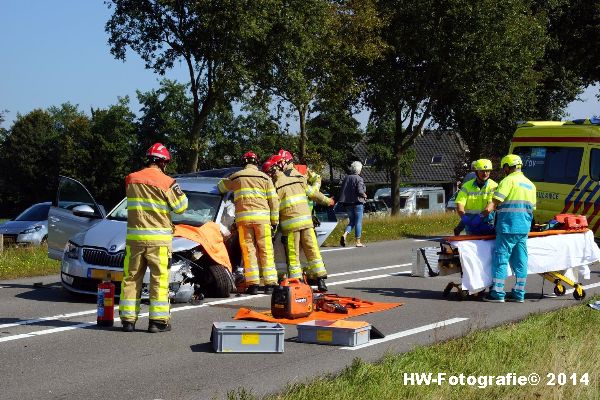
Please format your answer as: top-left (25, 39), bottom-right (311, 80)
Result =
top-left (515, 146), bottom-right (583, 184)
top-left (590, 149), bottom-right (600, 181)
top-left (56, 177), bottom-right (101, 215)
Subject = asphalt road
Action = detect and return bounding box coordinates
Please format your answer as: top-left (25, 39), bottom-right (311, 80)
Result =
top-left (1, 238), bottom-right (599, 400)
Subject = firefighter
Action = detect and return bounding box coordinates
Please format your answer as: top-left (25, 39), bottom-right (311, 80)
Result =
top-left (265, 154), bottom-right (334, 292)
top-left (218, 151), bottom-right (279, 295)
top-left (454, 159), bottom-right (498, 235)
top-left (482, 154), bottom-right (536, 303)
top-left (120, 143), bottom-right (188, 333)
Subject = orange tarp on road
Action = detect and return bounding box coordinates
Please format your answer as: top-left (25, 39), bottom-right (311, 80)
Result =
top-left (174, 222), bottom-right (232, 271)
top-left (234, 297), bottom-right (402, 325)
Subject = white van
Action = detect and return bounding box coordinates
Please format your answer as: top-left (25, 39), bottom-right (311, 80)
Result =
top-left (373, 187), bottom-right (446, 215)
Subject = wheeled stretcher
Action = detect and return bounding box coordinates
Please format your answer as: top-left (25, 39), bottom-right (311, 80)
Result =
top-left (436, 229), bottom-right (599, 301)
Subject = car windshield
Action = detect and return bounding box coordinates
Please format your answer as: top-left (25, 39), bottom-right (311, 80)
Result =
top-left (107, 191), bottom-right (222, 227)
top-left (15, 203), bottom-right (50, 221)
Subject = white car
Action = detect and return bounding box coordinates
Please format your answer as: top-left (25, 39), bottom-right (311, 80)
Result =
top-left (48, 174), bottom-right (338, 301)
top-left (0, 202), bottom-right (51, 246)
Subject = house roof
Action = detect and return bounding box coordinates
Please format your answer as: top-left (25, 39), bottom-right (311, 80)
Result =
top-left (324, 130), bottom-right (470, 185)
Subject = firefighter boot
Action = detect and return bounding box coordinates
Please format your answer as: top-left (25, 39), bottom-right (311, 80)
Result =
top-left (264, 285), bottom-right (277, 295)
top-left (317, 277), bottom-right (328, 293)
top-left (246, 285), bottom-right (259, 295)
top-left (121, 321), bottom-right (135, 333)
top-left (148, 320), bottom-right (172, 333)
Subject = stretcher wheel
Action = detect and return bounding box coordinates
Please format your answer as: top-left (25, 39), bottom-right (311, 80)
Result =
top-left (573, 284), bottom-right (586, 300)
top-left (442, 282), bottom-right (454, 298)
top-left (553, 284), bottom-right (566, 297)
top-left (455, 290), bottom-right (468, 301)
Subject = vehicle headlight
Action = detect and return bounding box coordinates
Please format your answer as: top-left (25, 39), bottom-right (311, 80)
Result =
top-left (21, 226), bottom-right (42, 234)
top-left (64, 241), bottom-right (80, 259)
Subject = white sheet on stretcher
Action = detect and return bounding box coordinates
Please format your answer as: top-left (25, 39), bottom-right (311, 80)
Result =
top-left (449, 230), bottom-right (600, 294)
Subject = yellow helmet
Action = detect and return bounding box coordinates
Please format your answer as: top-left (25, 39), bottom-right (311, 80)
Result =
top-left (500, 154), bottom-right (522, 168)
top-left (472, 159), bottom-right (493, 171)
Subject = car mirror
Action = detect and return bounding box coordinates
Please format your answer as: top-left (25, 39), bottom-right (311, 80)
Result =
top-left (72, 204), bottom-right (99, 218)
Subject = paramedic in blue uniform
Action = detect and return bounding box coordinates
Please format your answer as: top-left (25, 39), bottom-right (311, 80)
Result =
top-left (482, 154), bottom-right (536, 303)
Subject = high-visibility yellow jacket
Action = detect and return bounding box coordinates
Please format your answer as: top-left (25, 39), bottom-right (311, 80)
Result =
top-left (273, 170), bottom-right (331, 233)
top-left (455, 178), bottom-right (498, 214)
top-left (493, 171), bottom-right (537, 234)
top-left (217, 164), bottom-right (279, 225)
top-left (125, 166), bottom-right (188, 249)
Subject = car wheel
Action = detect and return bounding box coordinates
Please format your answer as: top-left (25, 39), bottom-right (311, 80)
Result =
top-left (41, 235), bottom-right (48, 245)
top-left (203, 264), bottom-right (233, 298)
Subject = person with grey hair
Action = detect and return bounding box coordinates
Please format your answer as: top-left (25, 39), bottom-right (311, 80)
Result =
top-left (338, 160), bottom-right (367, 247)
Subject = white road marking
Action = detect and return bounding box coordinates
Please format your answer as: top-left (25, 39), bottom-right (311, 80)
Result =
top-left (0, 266), bottom-right (413, 344)
top-left (413, 237), bottom-right (443, 242)
top-left (321, 247), bottom-right (354, 253)
top-left (328, 271), bottom-right (412, 286)
top-left (0, 310), bottom-right (99, 329)
top-left (565, 280), bottom-right (600, 294)
top-left (327, 263), bottom-right (412, 277)
top-left (341, 318), bottom-right (469, 350)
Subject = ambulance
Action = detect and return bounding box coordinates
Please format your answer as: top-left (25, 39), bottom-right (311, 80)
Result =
top-left (508, 118), bottom-right (600, 238)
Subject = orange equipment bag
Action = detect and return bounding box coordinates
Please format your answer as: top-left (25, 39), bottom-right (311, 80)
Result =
top-left (555, 214), bottom-right (589, 230)
top-left (271, 278), bottom-right (314, 319)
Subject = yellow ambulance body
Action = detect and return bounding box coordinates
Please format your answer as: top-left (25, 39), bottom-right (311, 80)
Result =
top-left (508, 118), bottom-right (600, 238)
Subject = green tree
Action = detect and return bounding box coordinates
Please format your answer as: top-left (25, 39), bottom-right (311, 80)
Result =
top-left (257, 0), bottom-right (382, 162)
top-left (365, 111), bottom-right (415, 183)
top-left (136, 79), bottom-right (194, 172)
top-left (87, 98), bottom-right (137, 208)
top-left (306, 100), bottom-right (363, 180)
top-left (361, 0), bottom-right (548, 214)
top-left (48, 103), bottom-right (93, 179)
top-left (0, 110), bottom-right (60, 215)
top-left (106, 0), bottom-right (274, 172)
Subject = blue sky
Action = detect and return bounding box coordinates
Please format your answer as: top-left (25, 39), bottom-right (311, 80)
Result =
top-left (1, 0), bottom-right (599, 130)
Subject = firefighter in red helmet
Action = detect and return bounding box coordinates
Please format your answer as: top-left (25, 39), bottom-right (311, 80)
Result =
top-left (218, 151), bottom-right (280, 295)
top-left (270, 153), bottom-right (334, 291)
top-left (120, 143), bottom-right (188, 333)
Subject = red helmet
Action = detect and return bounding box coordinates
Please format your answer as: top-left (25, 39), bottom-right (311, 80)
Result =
top-left (278, 149), bottom-right (294, 163)
top-left (242, 151), bottom-right (259, 164)
top-left (146, 143), bottom-right (171, 161)
top-left (262, 154), bottom-right (283, 174)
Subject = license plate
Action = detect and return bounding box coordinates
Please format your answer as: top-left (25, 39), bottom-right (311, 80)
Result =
top-left (88, 269), bottom-right (123, 281)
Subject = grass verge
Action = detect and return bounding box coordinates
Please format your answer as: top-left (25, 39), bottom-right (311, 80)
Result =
top-left (229, 299), bottom-right (600, 399)
top-left (323, 212), bottom-right (457, 246)
top-left (0, 244), bottom-right (60, 280)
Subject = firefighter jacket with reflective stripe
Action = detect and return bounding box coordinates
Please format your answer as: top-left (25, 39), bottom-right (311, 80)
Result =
top-left (493, 171), bottom-right (537, 234)
top-left (125, 167), bottom-right (188, 248)
top-left (273, 169), bottom-right (331, 233)
top-left (455, 178), bottom-right (498, 214)
top-left (217, 164), bottom-right (279, 225)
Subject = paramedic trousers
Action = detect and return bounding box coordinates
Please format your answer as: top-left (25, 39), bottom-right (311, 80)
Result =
top-left (120, 245), bottom-right (170, 323)
top-left (490, 233), bottom-right (528, 301)
top-left (286, 228), bottom-right (327, 279)
top-left (238, 224), bottom-right (277, 286)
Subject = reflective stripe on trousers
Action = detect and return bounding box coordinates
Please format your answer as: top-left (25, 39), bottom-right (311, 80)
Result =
top-left (490, 233), bottom-right (528, 300)
top-left (238, 224), bottom-right (277, 285)
top-left (286, 228), bottom-right (327, 279)
top-left (119, 245), bottom-right (171, 322)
